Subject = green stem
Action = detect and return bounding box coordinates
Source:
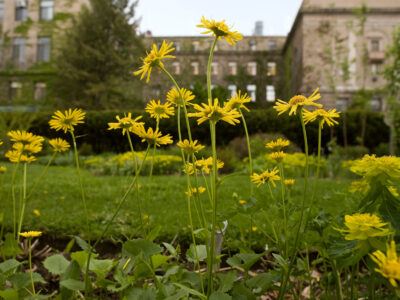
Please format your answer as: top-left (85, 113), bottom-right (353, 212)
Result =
top-left (28, 238), bottom-right (35, 295)
top-left (11, 160), bottom-right (21, 239)
top-left (278, 163), bottom-right (288, 258)
top-left (239, 108), bottom-right (253, 196)
top-left (316, 121), bottom-right (322, 180)
top-left (207, 38), bottom-right (218, 105)
top-left (17, 163), bottom-right (27, 241)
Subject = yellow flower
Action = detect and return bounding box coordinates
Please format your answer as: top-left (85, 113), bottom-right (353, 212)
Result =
top-left (108, 113), bottom-right (144, 135)
top-left (251, 226), bottom-right (258, 232)
top-left (265, 138), bottom-right (290, 150)
top-left (0, 166), bottom-right (7, 174)
top-left (389, 186), bottom-right (399, 197)
top-left (269, 151), bottom-right (286, 163)
top-left (49, 108), bottom-right (85, 133)
top-left (274, 88), bottom-right (322, 116)
top-left (49, 138), bottom-right (70, 153)
top-left (370, 241), bottom-right (400, 287)
top-left (185, 186), bottom-right (206, 197)
top-left (134, 40), bottom-right (175, 83)
top-left (145, 100), bottom-right (175, 120)
top-left (251, 168), bottom-right (280, 187)
top-left (302, 108), bottom-right (340, 127)
top-left (239, 199), bottom-right (247, 205)
top-left (166, 87), bottom-right (195, 107)
top-left (197, 16), bottom-right (243, 45)
top-left (338, 213), bottom-right (391, 241)
top-left (33, 209), bottom-right (41, 217)
top-left (184, 157), bottom-right (224, 175)
top-left (5, 150), bottom-right (36, 163)
top-left (7, 130), bottom-right (44, 145)
top-left (284, 179), bottom-right (295, 186)
top-left (188, 99), bottom-right (241, 125)
top-left (0, 141), bottom-right (2, 146)
top-left (19, 231), bottom-right (42, 238)
top-left (137, 127), bottom-right (173, 147)
top-left (349, 180), bottom-right (370, 194)
top-left (225, 91), bottom-right (251, 112)
top-left (12, 142), bottom-right (43, 154)
top-left (177, 139), bottom-right (205, 155)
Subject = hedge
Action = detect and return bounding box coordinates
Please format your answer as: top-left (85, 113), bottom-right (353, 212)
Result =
top-left (0, 109), bottom-right (390, 154)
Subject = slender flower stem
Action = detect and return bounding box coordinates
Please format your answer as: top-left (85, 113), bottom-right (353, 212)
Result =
top-left (316, 121), bottom-right (323, 180)
top-left (17, 163), bottom-right (27, 241)
top-left (278, 163), bottom-right (288, 257)
top-left (11, 161), bottom-right (21, 239)
top-left (28, 238), bottom-right (35, 295)
top-left (239, 108), bottom-right (253, 196)
top-left (207, 38), bottom-right (218, 105)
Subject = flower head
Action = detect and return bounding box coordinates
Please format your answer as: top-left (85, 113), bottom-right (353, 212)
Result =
top-left (5, 150), bottom-right (36, 163)
top-left (188, 99), bottom-right (241, 125)
top-left (274, 88), bottom-right (322, 116)
top-left (266, 138), bottom-right (290, 150)
top-left (338, 213), bottom-right (391, 241)
top-left (19, 231), bottom-right (42, 238)
top-left (177, 139), bottom-right (205, 155)
top-left (269, 151), bottom-right (287, 163)
top-left (225, 91), bottom-right (251, 112)
top-left (145, 100), bottom-right (174, 120)
top-left (137, 127), bottom-right (173, 147)
top-left (13, 142), bottom-right (42, 154)
top-left (49, 109), bottom-right (85, 133)
top-left (251, 168), bottom-right (280, 187)
top-left (185, 186), bottom-right (206, 197)
top-left (197, 16), bottom-right (243, 45)
top-left (7, 130), bottom-right (44, 145)
top-left (185, 157), bottom-right (224, 175)
top-left (49, 138), bottom-right (70, 153)
top-left (370, 241), bottom-right (400, 287)
top-left (134, 40), bottom-right (175, 83)
top-left (166, 87), bottom-right (195, 107)
top-left (284, 179), bottom-right (295, 186)
top-left (239, 199), bottom-right (247, 205)
top-left (302, 108), bottom-right (340, 127)
top-left (108, 113), bottom-right (144, 136)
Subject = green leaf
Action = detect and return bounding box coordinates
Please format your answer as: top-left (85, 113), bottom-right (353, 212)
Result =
top-left (60, 260), bottom-right (81, 300)
top-left (60, 279), bottom-right (85, 291)
top-left (122, 239), bottom-right (162, 259)
top-left (226, 252), bottom-right (263, 271)
top-left (151, 254), bottom-right (169, 269)
top-left (172, 283), bottom-right (206, 300)
top-left (70, 251), bottom-right (92, 269)
top-left (43, 254), bottom-right (70, 275)
top-left (217, 271), bottom-right (236, 293)
top-left (74, 236), bottom-right (90, 251)
top-left (162, 242), bottom-right (177, 256)
top-left (0, 289), bottom-right (19, 300)
top-left (124, 287), bottom-right (157, 300)
top-left (210, 291), bottom-right (232, 300)
top-left (231, 282), bottom-right (256, 300)
top-left (0, 234), bottom-right (21, 257)
top-left (90, 258), bottom-right (114, 279)
top-left (246, 272), bottom-right (277, 294)
top-left (9, 272), bottom-right (45, 289)
top-left (186, 244), bottom-right (207, 263)
top-left (146, 225), bottom-right (161, 242)
top-left (0, 259), bottom-right (21, 274)
top-left (272, 253), bottom-right (288, 271)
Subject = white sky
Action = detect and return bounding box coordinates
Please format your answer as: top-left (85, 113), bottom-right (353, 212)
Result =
top-left (135, 0), bottom-right (303, 36)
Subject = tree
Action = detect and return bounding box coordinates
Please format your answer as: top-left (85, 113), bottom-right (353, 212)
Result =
top-left (52, 0), bottom-right (144, 109)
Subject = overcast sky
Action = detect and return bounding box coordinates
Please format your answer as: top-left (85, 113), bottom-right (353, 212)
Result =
top-left (135, 0), bottom-right (303, 36)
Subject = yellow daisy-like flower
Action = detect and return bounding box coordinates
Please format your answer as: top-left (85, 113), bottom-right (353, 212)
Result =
top-left (225, 91), bottom-right (251, 112)
top-left (269, 151), bottom-right (286, 163)
top-left (188, 99), bottom-right (241, 125)
top-left (0, 141), bottom-right (2, 146)
top-left (49, 109), bottom-right (86, 133)
top-left (185, 186), bottom-right (206, 197)
top-left (166, 87), bottom-right (195, 107)
top-left (338, 213), bottom-right (391, 241)
top-left (302, 108), bottom-right (340, 127)
top-left (19, 231), bottom-right (42, 238)
top-left (49, 138), bottom-right (70, 153)
top-left (7, 130), bottom-right (44, 145)
top-left (177, 139), bottom-right (205, 155)
top-left (0, 166), bottom-right (7, 174)
top-left (145, 100), bottom-right (175, 120)
top-left (12, 142), bottom-right (43, 154)
top-left (184, 157), bottom-right (224, 175)
top-left (349, 180), bottom-right (370, 194)
top-left (239, 199), bottom-right (247, 205)
top-left (370, 240), bottom-right (400, 287)
top-left (108, 113), bottom-right (144, 136)
top-left (137, 127), bottom-right (173, 147)
top-left (5, 150), bottom-right (36, 163)
top-left (251, 226), bottom-right (258, 232)
top-left (251, 168), bottom-right (280, 187)
top-left (265, 138), bottom-right (290, 150)
top-left (134, 40), bottom-right (175, 83)
top-left (284, 179), bottom-right (295, 186)
top-left (274, 88), bottom-right (322, 116)
top-left (197, 16), bottom-right (243, 45)
top-left (33, 209), bottom-right (41, 217)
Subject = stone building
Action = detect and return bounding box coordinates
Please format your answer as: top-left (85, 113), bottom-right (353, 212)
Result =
top-left (283, 0), bottom-right (400, 111)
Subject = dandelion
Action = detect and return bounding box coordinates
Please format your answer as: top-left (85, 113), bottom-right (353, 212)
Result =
top-left (137, 127), bottom-right (173, 147)
top-left (338, 213), bottom-right (391, 241)
top-left (302, 108), bottom-right (340, 127)
top-left (5, 150), bottom-right (36, 163)
top-left (19, 231), bottom-right (42, 238)
top-left (145, 99), bottom-right (175, 120)
top-left (269, 151), bottom-right (286, 163)
top-left (370, 240), bottom-right (400, 287)
top-left (188, 99), bottom-right (241, 125)
top-left (49, 138), bottom-right (70, 153)
top-left (177, 139), bottom-right (205, 155)
top-left (274, 88), bottom-right (322, 116)
top-left (225, 91), bottom-right (251, 112)
top-left (184, 157), bottom-right (224, 175)
top-left (108, 113), bottom-right (144, 135)
top-left (7, 130), bottom-right (44, 145)
top-left (185, 186), bottom-right (206, 197)
top-left (166, 87), bottom-right (195, 107)
top-left (251, 168), bottom-right (280, 187)
top-left (284, 179), bottom-right (295, 186)
top-left (134, 40), bottom-right (175, 83)
top-left (13, 142), bottom-right (43, 154)
top-left (49, 109), bottom-right (85, 133)
top-left (265, 138), bottom-right (290, 150)
top-left (197, 16), bottom-right (243, 45)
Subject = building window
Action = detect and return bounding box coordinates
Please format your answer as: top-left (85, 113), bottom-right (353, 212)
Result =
top-left (249, 40), bottom-right (257, 51)
top-left (192, 41), bottom-right (200, 52)
top-left (34, 82), bottom-right (47, 100)
top-left (371, 38), bottom-right (381, 52)
top-left (40, 0), bottom-right (54, 21)
top-left (268, 40), bottom-right (277, 50)
top-left (267, 62), bottom-right (276, 76)
top-left (266, 85), bottom-right (275, 102)
top-left (247, 84), bottom-right (256, 102)
top-left (247, 62), bottom-right (257, 76)
top-left (10, 82), bottom-right (22, 99)
top-left (172, 62), bottom-right (180, 75)
top-left (0, 0), bottom-right (4, 21)
top-left (12, 37), bottom-right (26, 65)
top-left (191, 62), bottom-right (199, 75)
top-left (228, 85), bottom-right (237, 97)
top-left (37, 37), bottom-right (51, 62)
top-left (370, 97), bottom-right (382, 111)
top-left (211, 62), bottom-right (218, 75)
top-left (371, 63), bottom-right (381, 75)
top-left (336, 98), bottom-right (349, 111)
top-left (228, 62), bottom-right (237, 75)
top-left (15, 0), bottom-right (28, 21)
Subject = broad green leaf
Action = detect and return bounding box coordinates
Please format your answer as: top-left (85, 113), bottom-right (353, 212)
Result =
top-left (60, 279), bottom-right (85, 291)
top-left (60, 260), bottom-right (81, 300)
top-left (0, 289), bottom-right (18, 300)
top-left (186, 244), bottom-right (207, 263)
top-left (272, 253), bottom-right (288, 271)
top-left (226, 253), bottom-right (263, 271)
top-left (74, 236), bottom-right (90, 251)
top-left (0, 259), bottom-right (21, 274)
top-left (210, 291), bottom-right (232, 300)
top-left (122, 239), bottom-right (162, 258)
top-left (162, 242), bottom-right (177, 256)
top-left (172, 283), bottom-right (206, 299)
top-left (231, 282), bottom-right (256, 300)
top-left (9, 272), bottom-right (45, 289)
top-left (90, 258), bottom-right (114, 279)
top-left (246, 272), bottom-right (277, 294)
top-left (124, 287), bottom-right (157, 300)
top-left (0, 234), bottom-right (21, 258)
top-left (146, 225), bottom-right (161, 242)
top-left (217, 271), bottom-right (236, 293)
top-left (151, 254), bottom-right (169, 269)
top-left (43, 254), bottom-right (70, 275)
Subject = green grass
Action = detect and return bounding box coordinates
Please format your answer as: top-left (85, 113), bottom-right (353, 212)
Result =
top-left (0, 163), bottom-right (358, 247)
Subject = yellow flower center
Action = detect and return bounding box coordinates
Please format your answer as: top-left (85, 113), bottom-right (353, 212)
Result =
top-left (289, 95), bottom-right (307, 105)
top-left (154, 106), bottom-right (166, 115)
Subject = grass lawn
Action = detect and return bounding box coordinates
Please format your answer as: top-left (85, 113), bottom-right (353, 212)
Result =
top-left (0, 163), bottom-right (358, 247)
